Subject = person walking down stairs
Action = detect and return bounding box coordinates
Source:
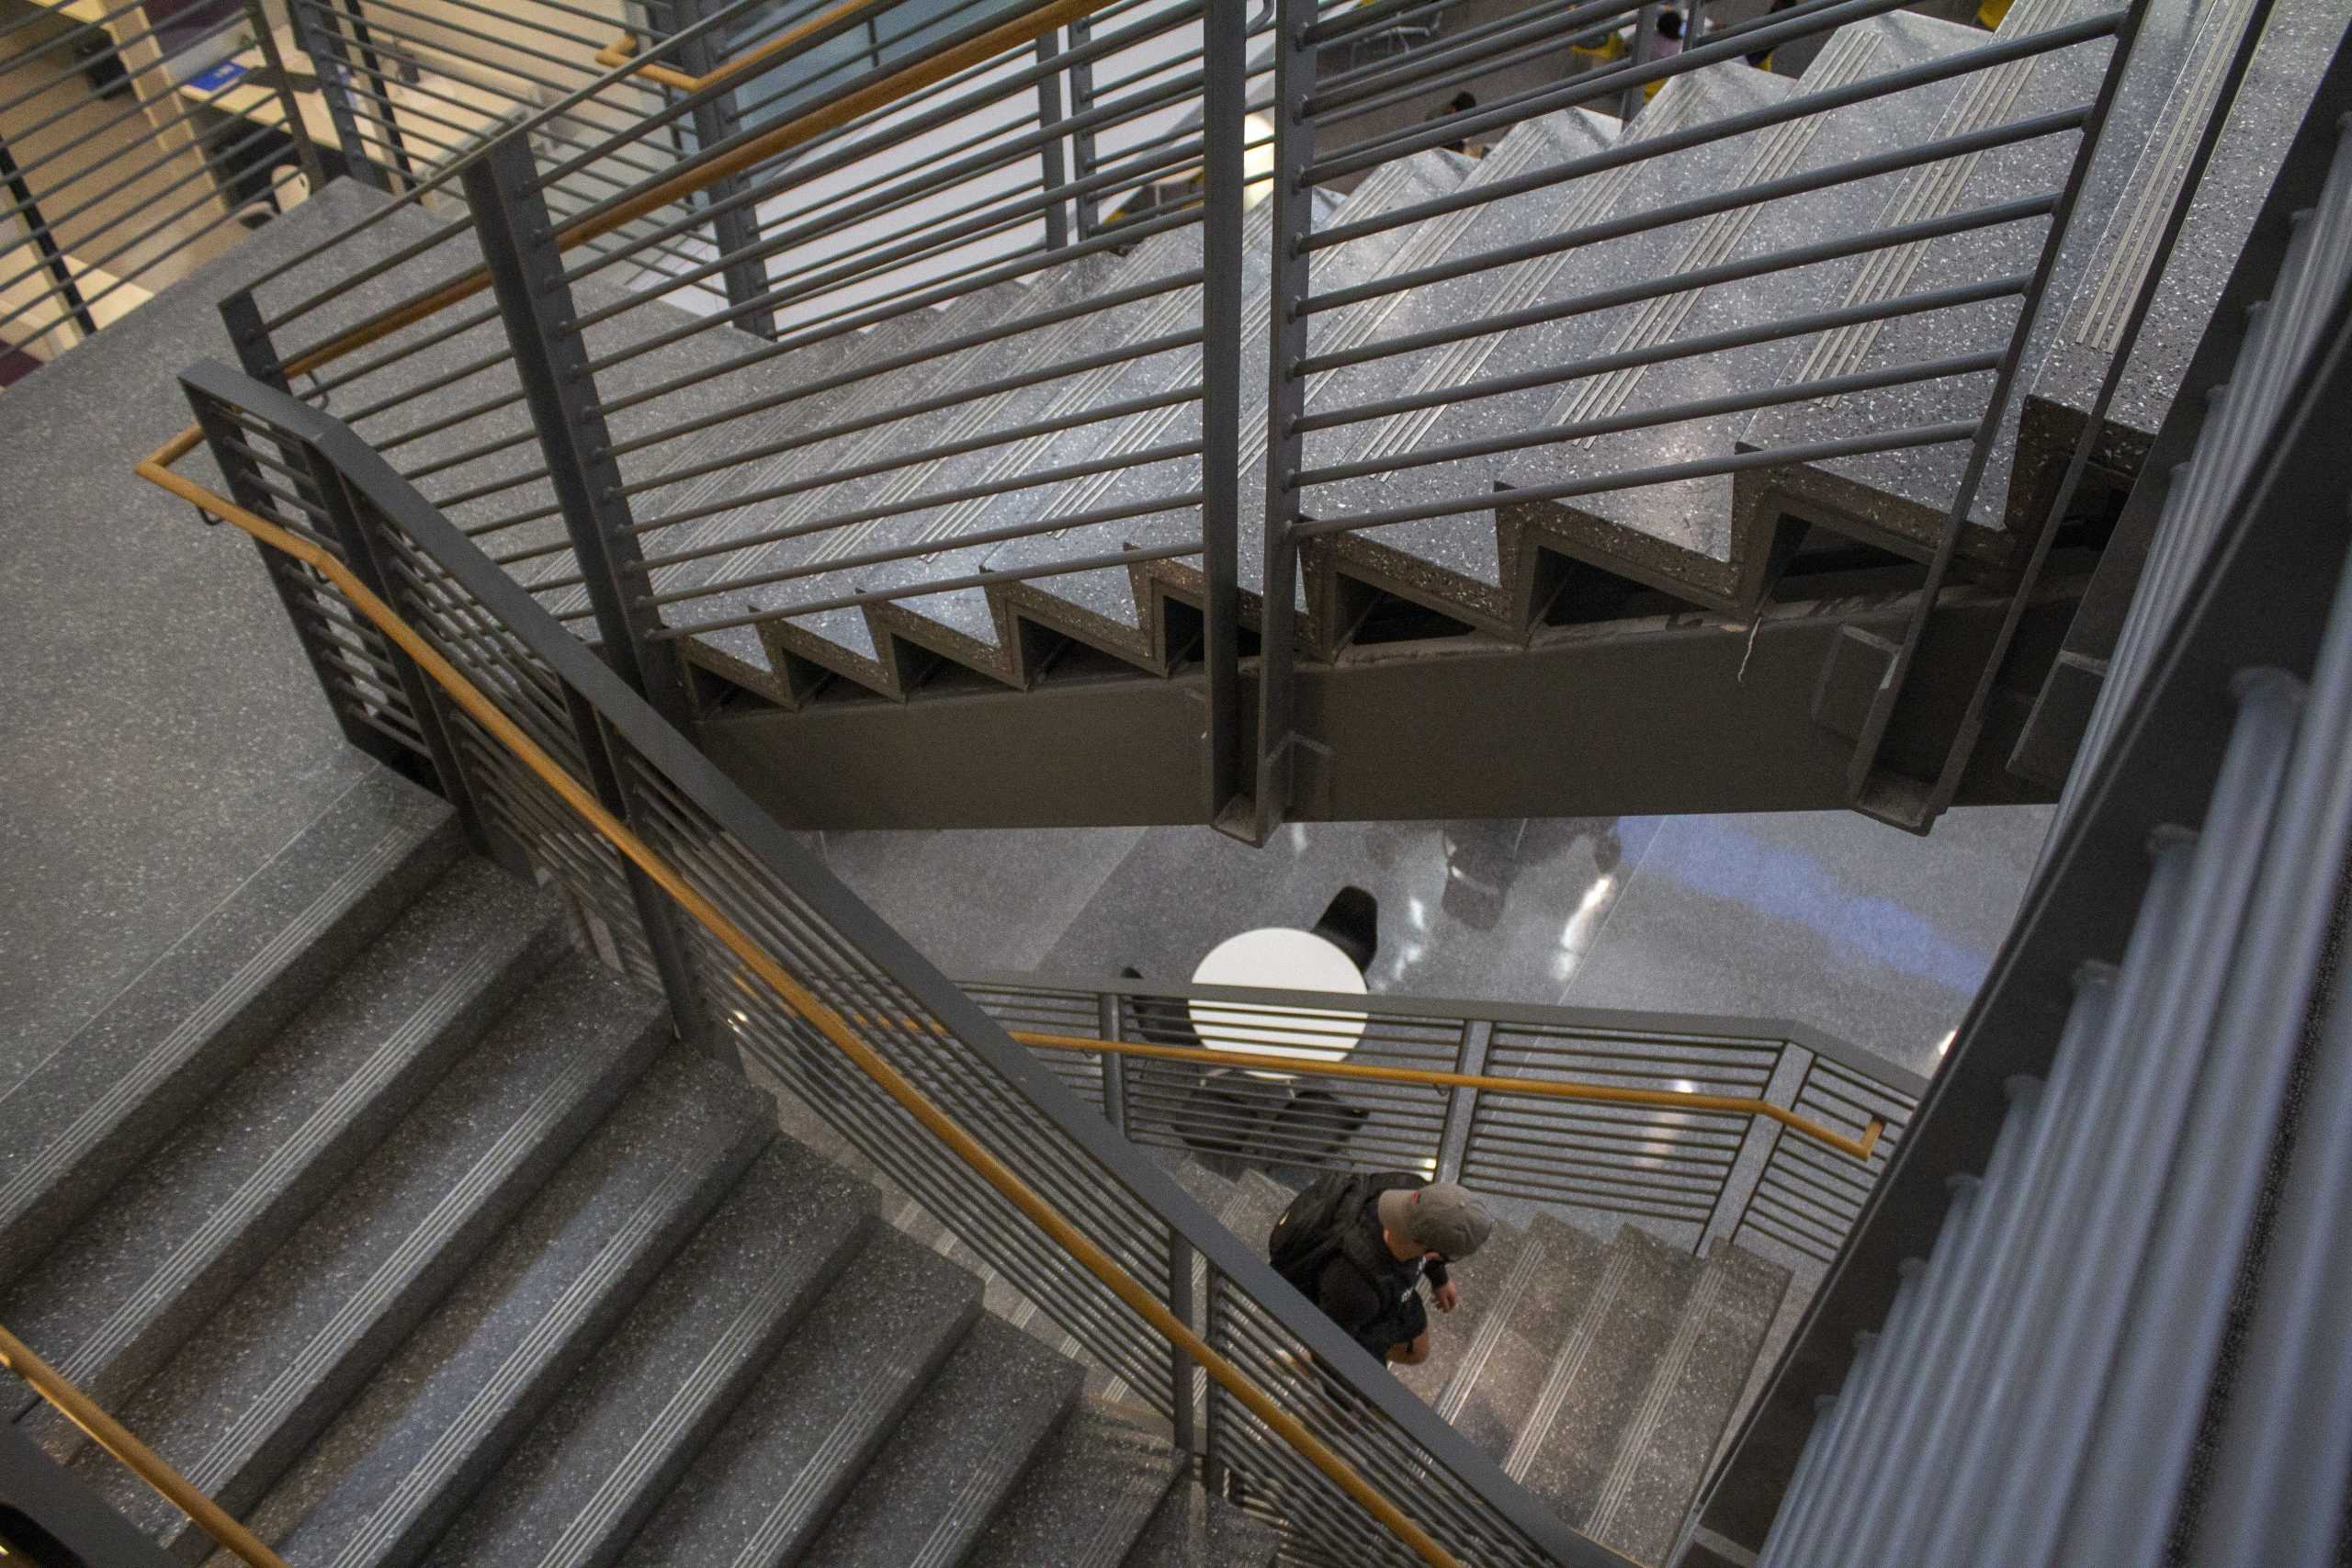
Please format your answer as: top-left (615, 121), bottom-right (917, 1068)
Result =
top-left (1269, 1175), bottom-right (1495, 1367)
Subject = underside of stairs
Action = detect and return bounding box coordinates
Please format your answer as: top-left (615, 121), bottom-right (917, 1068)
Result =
top-left (0, 773), bottom-right (1275, 1568)
top-left (214, 0), bottom-right (2347, 832)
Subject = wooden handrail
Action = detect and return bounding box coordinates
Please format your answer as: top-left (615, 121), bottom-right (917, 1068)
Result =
top-left (593, 0), bottom-right (890, 95)
top-left (131, 447), bottom-right (1466, 1568)
top-left (145, 0), bottom-right (1125, 474)
top-left (0, 1325), bottom-right (292, 1568)
top-left (999, 1028), bottom-right (1888, 1162)
top-left (854, 1009), bottom-right (1884, 1161)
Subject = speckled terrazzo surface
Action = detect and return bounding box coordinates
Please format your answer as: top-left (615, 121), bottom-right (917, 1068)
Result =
top-left (0, 179), bottom-right (402, 1068)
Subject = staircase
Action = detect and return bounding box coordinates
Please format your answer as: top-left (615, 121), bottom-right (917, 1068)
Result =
top-left (0, 772), bottom-right (1273, 1568)
top-left (203, 0), bottom-right (2347, 831)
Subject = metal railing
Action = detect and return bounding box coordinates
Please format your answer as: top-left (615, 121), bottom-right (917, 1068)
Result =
top-left (0, 0), bottom-right (322, 366)
top-left (0, 1325), bottom-right (284, 1568)
top-left (962, 973), bottom-right (1920, 1265)
top-left (150, 355), bottom-right (1623, 1568)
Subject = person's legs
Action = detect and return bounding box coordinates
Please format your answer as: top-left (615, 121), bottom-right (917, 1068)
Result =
top-left (1381, 1293), bottom-right (1431, 1365)
top-left (1386, 1326), bottom-right (1431, 1366)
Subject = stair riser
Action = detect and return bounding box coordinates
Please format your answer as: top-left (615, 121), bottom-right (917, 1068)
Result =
top-left (14, 919), bottom-right (569, 1452)
top-left (0, 799), bottom-right (460, 1284)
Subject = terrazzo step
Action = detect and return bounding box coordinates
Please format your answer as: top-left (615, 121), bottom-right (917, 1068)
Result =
top-left (0, 770), bottom-right (456, 1284)
top-left (1416, 1213), bottom-right (1614, 1462)
top-left (1504, 1225), bottom-right (1705, 1529)
top-left (1124, 1481), bottom-right (1281, 1568)
top-left (964, 1403), bottom-right (1185, 1568)
top-left (76, 953), bottom-right (668, 1553)
top-left (1728, 0), bottom-right (2213, 558)
top-left (687, 230), bottom-right (1202, 700)
top-left (1459, 17), bottom-right (1984, 616)
top-left (796, 1314), bottom-right (1084, 1567)
top-left (985, 164), bottom-right (1466, 671)
top-left (2009, 0), bottom-right (2352, 534)
top-left (414, 1126), bottom-right (880, 1568)
top-left (611, 1228), bottom-right (982, 1568)
top-left (762, 209), bottom-right (1281, 696)
top-left (3, 855), bottom-right (561, 1441)
top-left (671, 284), bottom-right (1040, 705)
top-left (224, 1044), bottom-right (777, 1568)
top-left (1575, 1243), bottom-right (1791, 1564)
top-left (1390, 1214), bottom-right (1534, 1408)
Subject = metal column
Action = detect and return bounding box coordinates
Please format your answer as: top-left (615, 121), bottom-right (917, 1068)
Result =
top-left (673, 0), bottom-right (777, 338)
top-left (1201, 0), bottom-right (1248, 835)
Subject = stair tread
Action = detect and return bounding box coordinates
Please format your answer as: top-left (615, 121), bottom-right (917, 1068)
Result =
top-left (1427, 1212), bottom-right (1617, 1463)
top-left (233, 1043), bottom-right (775, 1568)
top-left (78, 953), bottom-right (663, 1545)
top-left (964, 1403), bottom-right (1182, 1568)
top-left (1731, 0), bottom-right (2182, 543)
top-left (1579, 1243), bottom-right (1792, 1563)
top-left (416, 1129), bottom-right (878, 1568)
top-left (1509, 1224), bottom-right (1708, 1526)
top-left (1476, 18), bottom-right (1980, 597)
top-left (4, 857), bottom-right (557, 1427)
top-left (1125, 1483), bottom-right (1281, 1568)
top-left (611, 1226), bottom-right (981, 1568)
top-left (799, 1313), bottom-right (1084, 1567)
top-left (0, 771), bottom-right (454, 1283)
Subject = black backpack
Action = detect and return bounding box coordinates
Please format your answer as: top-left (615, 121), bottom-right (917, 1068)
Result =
top-left (1266, 1172), bottom-right (1418, 1301)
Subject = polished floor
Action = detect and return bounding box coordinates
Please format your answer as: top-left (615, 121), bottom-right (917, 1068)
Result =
top-left (810, 803), bottom-right (2053, 1082)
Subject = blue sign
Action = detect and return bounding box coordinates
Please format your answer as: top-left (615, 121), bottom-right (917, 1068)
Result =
top-left (188, 60), bottom-right (250, 93)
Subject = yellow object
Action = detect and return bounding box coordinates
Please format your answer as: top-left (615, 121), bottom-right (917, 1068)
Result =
top-left (1978, 0), bottom-right (2015, 26)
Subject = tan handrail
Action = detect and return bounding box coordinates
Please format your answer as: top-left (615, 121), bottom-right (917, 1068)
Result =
top-left (143, 0), bottom-right (1123, 475)
top-left (594, 0), bottom-right (889, 95)
top-left (0, 1325), bottom-right (292, 1568)
top-left (999, 1028), bottom-right (1888, 1162)
top-left (132, 448), bottom-right (1466, 1568)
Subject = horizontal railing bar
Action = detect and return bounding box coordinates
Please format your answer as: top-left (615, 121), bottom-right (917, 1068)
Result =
top-left (1312, 0), bottom-right (1631, 106)
top-left (1308, 16), bottom-right (1630, 135)
top-left (1289, 421), bottom-right (1981, 535)
top-left (0, 61), bottom-right (263, 223)
top-left (620, 330), bottom-right (1204, 514)
top-left (593, 208), bottom-right (1200, 421)
top-left (606, 268), bottom-right (1200, 461)
top-left (1301, 0), bottom-right (1476, 47)
top-left (653, 534), bottom-right (1203, 629)
top-left (372, 384), bottom-right (530, 457)
top-left (1304, 106), bottom-right (2083, 319)
top-left (0, 5), bottom-right (236, 119)
top-left (1299, 195), bottom-right (2052, 377)
top-left (404, 424), bottom-right (546, 483)
top-left (633, 446), bottom-right (1203, 592)
top-left (1295, 273), bottom-right (2027, 434)
top-left (1308, 17), bottom-right (2109, 258)
top-left (1295, 351), bottom-right (2005, 486)
top-left (341, 346), bottom-right (517, 430)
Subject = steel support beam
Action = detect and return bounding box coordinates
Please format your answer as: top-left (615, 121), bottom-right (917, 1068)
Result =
top-left (695, 582), bottom-right (2075, 829)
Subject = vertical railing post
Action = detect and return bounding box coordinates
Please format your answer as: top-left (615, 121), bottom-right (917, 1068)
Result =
top-left (1836, 0), bottom-right (2155, 826)
top-left (294, 0), bottom-right (413, 189)
top-left (295, 443), bottom-right (498, 862)
top-left (1100, 989), bottom-right (1130, 1138)
top-left (1617, 4), bottom-right (1658, 121)
top-left (1434, 1018), bottom-right (1489, 1185)
top-left (462, 134), bottom-right (699, 729)
top-left (1253, 0), bottom-right (1316, 841)
top-left (1201, 0), bottom-right (1247, 833)
top-left (560, 685), bottom-right (722, 1060)
top-left (673, 0), bottom-right (777, 337)
top-left (1200, 1263), bottom-right (1230, 1499)
top-left (246, 0), bottom-right (327, 195)
top-left (1064, 14), bottom-right (1101, 239)
top-left (1169, 1228), bottom-right (1198, 1457)
top-left (1035, 31), bottom-right (1070, 252)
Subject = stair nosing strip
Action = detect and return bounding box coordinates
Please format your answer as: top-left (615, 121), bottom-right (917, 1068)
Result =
top-left (731, 1367), bottom-right (926, 1568)
top-left (1435, 1234), bottom-right (1546, 1423)
top-left (324, 1157), bottom-right (701, 1568)
top-left (1502, 1246), bottom-right (1636, 1481)
top-left (0, 823), bottom-right (421, 1225)
top-left (51, 939), bottom-right (518, 1390)
top-left (189, 1041), bottom-right (612, 1492)
top-left (1587, 1257), bottom-right (1728, 1539)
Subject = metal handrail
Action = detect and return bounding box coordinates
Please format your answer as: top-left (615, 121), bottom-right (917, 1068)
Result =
top-left (0, 1325), bottom-right (289, 1568)
top-left (134, 432), bottom-right (1501, 1568)
top-left (141, 0), bottom-right (1136, 472)
top-left (945, 1021), bottom-right (1885, 1160)
top-left (593, 0), bottom-right (895, 94)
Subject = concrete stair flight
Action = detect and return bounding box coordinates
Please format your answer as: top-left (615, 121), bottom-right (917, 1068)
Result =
top-left (0, 778), bottom-right (1273, 1568)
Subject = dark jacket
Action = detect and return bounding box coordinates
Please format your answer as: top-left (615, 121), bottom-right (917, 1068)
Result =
top-left (1314, 1178), bottom-right (1451, 1360)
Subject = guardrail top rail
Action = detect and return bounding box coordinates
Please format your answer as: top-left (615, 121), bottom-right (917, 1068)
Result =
top-left (155, 354), bottom-right (1626, 1568)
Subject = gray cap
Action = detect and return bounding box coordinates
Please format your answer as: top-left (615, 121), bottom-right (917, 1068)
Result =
top-left (1376, 1182), bottom-right (1494, 1260)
